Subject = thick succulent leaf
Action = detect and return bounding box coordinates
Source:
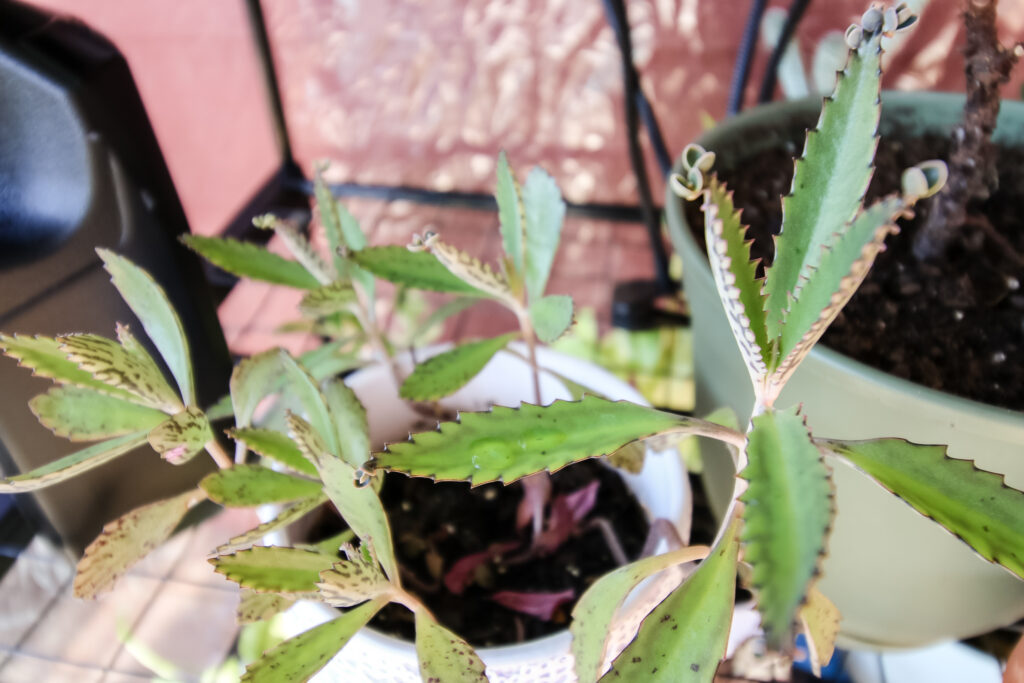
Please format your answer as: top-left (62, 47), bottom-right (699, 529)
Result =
top-left (0, 431), bottom-right (147, 493)
top-left (323, 379), bottom-right (370, 469)
top-left (288, 414), bottom-right (398, 581)
top-left (240, 599), bottom-right (382, 683)
top-left (29, 386), bottom-right (167, 441)
top-left (530, 294), bottom-right (574, 343)
top-left (205, 393), bottom-right (235, 421)
top-left (181, 235), bottom-right (320, 289)
top-left (522, 166), bottom-right (566, 302)
top-left (97, 249), bottom-right (195, 406)
top-left (272, 223), bottom-right (333, 285)
top-left (200, 465), bottom-right (322, 507)
top-left (415, 609), bottom-right (488, 682)
top-left (211, 546), bottom-right (335, 593)
top-left (148, 406), bottom-right (214, 465)
top-left (825, 438), bottom-right (1024, 579)
top-left (298, 281), bottom-right (356, 317)
top-left (572, 545), bottom-right (710, 683)
top-left (602, 517), bottom-right (741, 682)
top-left (371, 396), bottom-right (693, 486)
top-left (218, 495), bottom-right (327, 554)
top-left (317, 552), bottom-right (390, 607)
top-left (771, 196), bottom-right (905, 394)
top-left (349, 246), bottom-right (486, 295)
top-left (741, 407), bottom-right (834, 651)
top-left (496, 150), bottom-right (526, 276)
top-left (399, 333), bottom-right (517, 402)
top-left (229, 427), bottom-right (318, 477)
top-left (799, 587), bottom-right (840, 677)
top-left (237, 590), bottom-right (296, 624)
top-left (60, 334), bottom-right (181, 412)
top-left (703, 177), bottom-right (769, 382)
top-left (763, 32), bottom-right (883, 341)
top-left (0, 334), bottom-right (136, 400)
top-left (417, 235), bottom-right (516, 304)
top-left (73, 487), bottom-right (203, 598)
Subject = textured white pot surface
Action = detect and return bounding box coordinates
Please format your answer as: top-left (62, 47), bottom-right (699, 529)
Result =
top-left (271, 344), bottom-right (711, 682)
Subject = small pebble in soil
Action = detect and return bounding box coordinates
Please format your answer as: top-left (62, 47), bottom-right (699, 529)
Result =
top-left (992, 351), bottom-right (1007, 363)
top-left (954, 310), bottom-right (965, 321)
top-left (1007, 277), bottom-right (1020, 291)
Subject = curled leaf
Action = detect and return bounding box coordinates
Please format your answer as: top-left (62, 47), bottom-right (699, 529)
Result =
top-left (491, 589), bottom-right (574, 621)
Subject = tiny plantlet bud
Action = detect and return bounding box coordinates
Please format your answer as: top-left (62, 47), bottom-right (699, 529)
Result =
top-left (901, 167), bottom-right (929, 200)
top-left (882, 7), bottom-right (898, 34)
top-left (670, 172), bottom-right (702, 202)
top-left (845, 24), bottom-right (863, 49)
top-left (354, 468), bottom-right (373, 488)
top-left (251, 214), bottom-right (278, 230)
top-left (861, 7), bottom-right (884, 34)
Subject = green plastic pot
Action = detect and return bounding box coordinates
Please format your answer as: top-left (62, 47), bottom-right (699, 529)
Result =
top-left (665, 91), bottom-right (1024, 649)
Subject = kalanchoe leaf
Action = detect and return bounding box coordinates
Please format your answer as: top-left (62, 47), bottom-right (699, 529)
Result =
top-left (200, 465), bottom-right (322, 507)
top-left (29, 387), bottom-right (167, 441)
top-left (522, 166), bottom-right (567, 303)
top-left (259, 217), bottom-right (334, 285)
top-left (602, 517), bottom-right (741, 682)
top-left (900, 159), bottom-right (947, 200)
top-left (409, 232), bottom-right (516, 305)
top-left (217, 495), bottom-right (327, 554)
top-left (97, 249), bottom-right (196, 406)
top-left (799, 587), bottom-right (840, 677)
top-left (148, 406), bottom-right (214, 465)
top-left (180, 235), bottom-right (321, 290)
top-left (415, 609), bottom-right (488, 682)
top-left (571, 545), bottom-right (710, 683)
top-left (298, 281), bottom-right (356, 317)
top-left (73, 487), bottom-right (204, 599)
top-left (0, 334), bottom-right (136, 400)
top-left (316, 544), bottom-right (391, 607)
top-left (210, 546), bottom-right (335, 594)
top-left (741, 407), bottom-right (834, 652)
top-left (496, 150), bottom-right (527, 277)
top-left (323, 379), bottom-right (371, 470)
top-left (348, 246), bottom-right (487, 295)
top-left (399, 333), bottom-right (518, 402)
top-left (529, 294), bottom-right (575, 343)
top-left (312, 165), bottom-right (350, 275)
top-left (237, 590), bottom-right (296, 624)
top-left (444, 541), bottom-right (521, 595)
top-left (491, 589), bottom-right (574, 621)
top-left (824, 438), bottom-right (1024, 579)
top-left (0, 431), bottom-right (148, 493)
top-left (229, 427), bottom-right (319, 477)
top-left (240, 598), bottom-right (384, 683)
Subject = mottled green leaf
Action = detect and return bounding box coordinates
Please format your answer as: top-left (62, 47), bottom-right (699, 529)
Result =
top-left (181, 235), bottom-right (320, 289)
top-left (399, 333), bottom-right (517, 402)
top-left (530, 294), bottom-right (574, 343)
top-left (371, 396), bottom-right (695, 486)
top-left (299, 281), bottom-right (356, 317)
top-left (763, 33), bottom-right (883, 341)
top-left (602, 517), bottom-right (741, 682)
top-left (313, 168), bottom-right (349, 274)
top-left (415, 234), bottom-right (515, 304)
top-left (30, 386), bottom-right (167, 441)
top-left (241, 599), bottom-right (383, 683)
top-left (349, 246), bottom-right (485, 295)
top-left (0, 335), bottom-right (136, 400)
top-left (237, 590), bottom-right (296, 624)
top-left (825, 438), bottom-right (1024, 579)
top-left (211, 546), bottom-right (335, 593)
top-left (522, 166), bottom-right (566, 302)
top-left (148, 406), bottom-right (214, 465)
top-left (201, 465), bottom-right (322, 507)
top-left (230, 427), bottom-right (318, 477)
top-left (73, 487), bottom-right (204, 599)
top-left (572, 545), bottom-right (709, 683)
top-left (60, 333), bottom-right (181, 412)
top-left (741, 407), bottom-right (833, 650)
top-left (415, 609), bottom-right (488, 682)
top-left (0, 431), bottom-right (148, 493)
top-left (271, 222), bottom-right (333, 285)
top-left (97, 249), bottom-right (195, 406)
top-left (317, 549), bottom-right (390, 607)
top-left (218, 495), bottom-right (327, 554)
top-left (496, 150), bottom-right (526, 276)
top-left (323, 379), bottom-right (370, 469)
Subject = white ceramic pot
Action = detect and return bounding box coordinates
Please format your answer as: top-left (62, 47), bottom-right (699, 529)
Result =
top-left (272, 344), bottom-right (696, 682)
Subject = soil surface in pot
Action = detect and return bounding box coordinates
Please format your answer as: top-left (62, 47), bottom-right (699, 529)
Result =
top-left (308, 458), bottom-right (651, 647)
top-left (685, 124), bottom-right (1024, 410)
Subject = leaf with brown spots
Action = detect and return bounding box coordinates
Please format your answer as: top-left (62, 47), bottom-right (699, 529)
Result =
top-left (799, 587), bottom-right (840, 677)
top-left (415, 609), bottom-right (487, 683)
top-left (0, 431), bottom-right (148, 493)
top-left (210, 546), bottom-right (335, 594)
top-left (148, 406), bottom-right (214, 465)
top-left (316, 544), bottom-right (390, 607)
top-left (201, 465), bottom-right (322, 507)
top-left (237, 590), bottom-right (296, 624)
top-left (74, 487), bottom-right (204, 599)
top-left (217, 495), bottom-right (326, 554)
top-left (0, 334), bottom-right (136, 400)
top-left (60, 333), bottom-right (181, 412)
top-left (229, 427), bottom-right (318, 477)
top-left (30, 386), bottom-right (168, 441)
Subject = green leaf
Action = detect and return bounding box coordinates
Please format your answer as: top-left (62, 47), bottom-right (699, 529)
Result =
top-left (272, 222), bottom-right (333, 285)
top-left (371, 396), bottom-right (691, 486)
top-left (0, 431), bottom-right (148, 493)
top-left (218, 495), bottom-right (327, 554)
top-left (237, 590), bottom-right (296, 624)
top-left (313, 168), bottom-right (349, 275)
top-left (323, 379), bottom-right (370, 469)
top-left (241, 599), bottom-right (383, 683)
top-left (60, 333), bottom-right (182, 412)
top-left (230, 427), bottom-right (318, 477)
top-left (0, 334), bottom-right (136, 400)
top-left (29, 387), bottom-right (167, 441)
top-left (496, 150), bottom-right (526, 276)
top-left (336, 200), bottom-right (368, 252)
top-left (181, 235), bottom-right (321, 289)
top-left (703, 176), bottom-right (769, 382)
top-left (741, 407), bottom-right (834, 650)
top-left (299, 339), bottom-right (362, 381)
top-left (529, 294), bottom-right (574, 343)
top-left (349, 246), bottom-right (486, 295)
top-left (73, 488), bottom-right (203, 599)
top-left (522, 166), bottom-right (566, 302)
top-left (412, 296), bottom-right (479, 342)
top-left (148, 406), bottom-right (214, 465)
top-left (415, 609), bottom-right (488, 682)
top-left (316, 550), bottom-right (390, 607)
top-left (602, 517), bottom-right (741, 682)
top-left (763, 32), bottom-right (883, 342)
top-left (211, 546), bottom-right (335, 593)
top-left (825, 438), bottom-right (1024, 579)
top-left (205, 393), bottom-right (235, 421)
top-left (201, 465), bottom-right (322, 507)
top-left (399, 333), bottom-right (517, 402)
top-left (572, 545), bottom-right (710, 683)
top-left (97, 249), bottom-right (196, 406)
top-left (299, 281), bottom-right (356, 317)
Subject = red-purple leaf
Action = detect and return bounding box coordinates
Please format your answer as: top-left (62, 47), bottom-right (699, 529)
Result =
top-left (443, 541), bottom-right (520, 595)
top-left (563, 480), bottom-right (599, 523)
top-left (534, 480), bottom-right (600, 553)
top-left (490, 589), bottom-right (574, 621)
top-left (515, 475), bottom-right (552, 530)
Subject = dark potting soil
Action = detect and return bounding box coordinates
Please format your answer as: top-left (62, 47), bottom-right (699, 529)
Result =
top-left (684, 126), bottom-right (1024, 410)
top-left (307, 458), bottom-right (650, 647)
